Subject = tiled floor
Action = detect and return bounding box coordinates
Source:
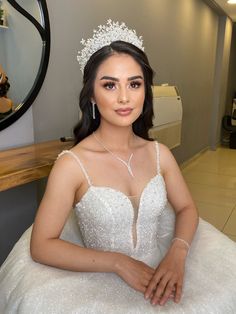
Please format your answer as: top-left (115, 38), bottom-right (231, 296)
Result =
top-left (181, 146), bottom-right (236, 242)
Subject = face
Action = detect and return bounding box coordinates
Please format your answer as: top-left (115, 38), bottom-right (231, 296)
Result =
top-left (92, 53), bottom-right (145, 128)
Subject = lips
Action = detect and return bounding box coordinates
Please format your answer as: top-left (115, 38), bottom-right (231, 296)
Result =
top-left (115, 108), bottom-right (133, 116)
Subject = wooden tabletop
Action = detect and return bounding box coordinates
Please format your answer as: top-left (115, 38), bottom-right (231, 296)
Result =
top-left (0, 140), bottom-right (73, 192)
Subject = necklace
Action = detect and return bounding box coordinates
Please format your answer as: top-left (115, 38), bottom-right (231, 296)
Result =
top-left (93, 132), bottom-right (135, 177)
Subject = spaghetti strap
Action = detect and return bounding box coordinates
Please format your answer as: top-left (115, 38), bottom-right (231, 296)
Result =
top-left (155, 142), bottom-right (161, 175)
top-left (57, 150), bottom-right (92, 186)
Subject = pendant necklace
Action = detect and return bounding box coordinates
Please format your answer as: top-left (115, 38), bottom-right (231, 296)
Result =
top-left (93, 132), bottom-right (135, 178)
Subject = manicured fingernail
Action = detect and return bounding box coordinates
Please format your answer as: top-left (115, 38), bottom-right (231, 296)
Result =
top-left (145, 294), bottom-right (148, 300)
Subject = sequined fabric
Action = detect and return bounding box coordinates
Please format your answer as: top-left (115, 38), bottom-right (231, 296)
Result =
top-left (75, 174), bottom-right (167, 261)
top-left (1, 144), bottom-right (236, 313)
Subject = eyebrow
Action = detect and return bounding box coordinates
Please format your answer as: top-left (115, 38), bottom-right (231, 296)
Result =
top-left (100, 75), bottom-right (143, 81)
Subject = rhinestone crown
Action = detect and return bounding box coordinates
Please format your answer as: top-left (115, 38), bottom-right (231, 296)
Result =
top-left (77, 19), bottom-right (144, 72)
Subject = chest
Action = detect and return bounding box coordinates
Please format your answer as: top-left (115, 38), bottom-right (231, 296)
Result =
top-left (75, 175), bottom-right (167, 253)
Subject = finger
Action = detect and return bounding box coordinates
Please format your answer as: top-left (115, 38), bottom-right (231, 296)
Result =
top-left (151, 273), bottom-right (172, 305)
top-left (144, 271), bottom-right (155, 283)
top-left (142, 278), bottom-right (151, 288)
top-left (140, 268), bottom-right (155, 290)
top-left (170, 286), bottom-right (176, 298)
top-left (144, 271), bottom-right (164, 300)
top-left (174, 282), bottom-right (183, 303)
top-left (136, 283), bottom-right (147, 294)
top-left (159, 280), bottom-right (176, 306)
top-left (137, 276), bottom-right (155, 294)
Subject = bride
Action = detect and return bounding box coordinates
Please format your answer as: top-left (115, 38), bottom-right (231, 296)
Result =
top-left (0, 20), bottom-right (236, 314)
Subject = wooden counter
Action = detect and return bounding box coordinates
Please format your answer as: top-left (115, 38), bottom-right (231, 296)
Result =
top-left (0, 140), bottom-right (73, 192)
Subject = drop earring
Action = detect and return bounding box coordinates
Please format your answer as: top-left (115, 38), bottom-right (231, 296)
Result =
top-left (92, 102), bottom-right (96, 119)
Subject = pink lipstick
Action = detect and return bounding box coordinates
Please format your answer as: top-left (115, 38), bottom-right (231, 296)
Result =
top-left (115, 108), bottom-right (133, 116)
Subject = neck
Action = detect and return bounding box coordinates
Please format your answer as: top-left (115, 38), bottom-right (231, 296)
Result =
top-left (95, 125), bottom-right (136, 152)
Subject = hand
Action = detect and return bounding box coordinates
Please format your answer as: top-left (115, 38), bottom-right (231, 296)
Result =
top-left (115, 254), bottom-right (155, 293)
top-left (145, 244), bottom-right (187, 306)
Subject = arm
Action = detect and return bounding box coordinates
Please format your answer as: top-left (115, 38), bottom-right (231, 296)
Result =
top-left (30, 153), bottom-right (154, 292)
top-left (31, 154), bottom-right (119, 272)
top-left (145, 144), bottom-right (199, 305)
top-left (162, 144), bottom-right (199, 247)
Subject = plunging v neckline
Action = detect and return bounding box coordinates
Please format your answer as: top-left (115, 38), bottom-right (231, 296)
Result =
top-left (75, 173), bottom-right (164, 250)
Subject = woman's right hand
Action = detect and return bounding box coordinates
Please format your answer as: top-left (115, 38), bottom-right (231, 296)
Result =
top-left (114, 254), bottom-right (155, 293)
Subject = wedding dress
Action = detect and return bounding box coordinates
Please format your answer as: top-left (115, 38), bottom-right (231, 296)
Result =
top-left (1, 142), bottom-right (236, 314)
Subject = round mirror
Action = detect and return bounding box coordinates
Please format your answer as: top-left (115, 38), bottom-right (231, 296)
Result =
top-left (0, 0), bottom-right (50, 131)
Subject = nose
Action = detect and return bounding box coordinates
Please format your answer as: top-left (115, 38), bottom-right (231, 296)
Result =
top-left (118, 86), bottom-right (129, 104)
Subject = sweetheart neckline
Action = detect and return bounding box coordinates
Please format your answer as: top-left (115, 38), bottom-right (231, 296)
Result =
top-left (75, 173), bottom-right (164, 209)
top-left (75, 173), bottom-right (166, 250)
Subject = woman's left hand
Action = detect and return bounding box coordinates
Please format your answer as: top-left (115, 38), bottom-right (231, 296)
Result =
top-left (144, 244), bottom-right (188, 306)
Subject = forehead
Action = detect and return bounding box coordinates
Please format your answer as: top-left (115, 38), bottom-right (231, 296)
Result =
top-left (96, 53), bottom-right (143, 78)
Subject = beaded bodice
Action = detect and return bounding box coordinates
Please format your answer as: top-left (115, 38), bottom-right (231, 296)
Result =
top-left (58, 142), bottom-right (169, 259)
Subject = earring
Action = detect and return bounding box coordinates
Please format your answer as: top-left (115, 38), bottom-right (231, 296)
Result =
top-left (92, 102), bottom-right (96, 119)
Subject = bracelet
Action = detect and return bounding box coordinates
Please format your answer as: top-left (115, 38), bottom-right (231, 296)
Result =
top-left (172, 237), bottom-right (190, 250)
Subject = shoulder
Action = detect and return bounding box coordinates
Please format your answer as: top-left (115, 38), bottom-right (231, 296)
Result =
top-left (157, 142), bottom-right (172, 156)
top-left (51, 147), bottom-right (88, 191)
top-left (71, 134), bottom-right (105, 156)
top-left (56, 134), bottom-right (94, 164)
top-left (156, 142), bottom-right (179, 174)
top-left (53, 134), bottom-right (96, 179)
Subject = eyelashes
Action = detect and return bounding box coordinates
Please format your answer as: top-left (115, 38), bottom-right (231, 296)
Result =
top-left (102, 81), bottom-right (143, 90)
top-left (103, 82), bottom-right (116, 90)
top-left (130, 81), bottom-right (142, 89)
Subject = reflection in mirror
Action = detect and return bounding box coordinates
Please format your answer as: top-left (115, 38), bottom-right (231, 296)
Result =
top-left (1, 1), bottom-right (42, 108)
top-left (16, 0), bottom-right (41, 24)
top-left (0, 0), bottom-right (50, 130)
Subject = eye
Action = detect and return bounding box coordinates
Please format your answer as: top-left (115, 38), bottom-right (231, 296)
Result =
top-left (129, 81), bottom-right (142, 89)
top-left (103, 82), bottom-right (116, 90)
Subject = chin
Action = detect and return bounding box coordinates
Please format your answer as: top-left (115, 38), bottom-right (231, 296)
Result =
top-left (101, 111), bottom-right (142, 127)
top-left (113, 118), bottom-right (140, 128)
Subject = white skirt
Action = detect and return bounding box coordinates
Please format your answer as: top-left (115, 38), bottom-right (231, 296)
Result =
top-left (1, 210), bottom-right (236, 314)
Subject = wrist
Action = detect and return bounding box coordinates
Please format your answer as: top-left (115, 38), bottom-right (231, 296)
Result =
top-left (172, 237), bottom-right (190, 250)
top-left (170, 240), bottom-right (189, 258)
top-left (111, 252), bottom-right (127, 274)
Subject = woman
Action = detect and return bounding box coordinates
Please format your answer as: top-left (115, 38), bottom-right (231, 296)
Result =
top-left (0, 64), bottom-right (13, 119)
top-left (0, 20), bottom-right (236, 313)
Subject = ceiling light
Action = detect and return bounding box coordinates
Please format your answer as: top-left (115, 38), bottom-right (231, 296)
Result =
top-left (227, 0), bottom-right (236, 4)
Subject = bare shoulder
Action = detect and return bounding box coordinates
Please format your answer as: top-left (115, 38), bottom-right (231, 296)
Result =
top-left (51, 135), bottom-right (98, 186)
top-left (157, 142), bottom-right (179, 174)
top-left (51, 145), bottom-right (89, 191)
top-left (158, 142), bottom-right (172, 157)
top-left (71, 134), bottom-right (103, 156)
top-left (56, 135), bottom-right (95, 167)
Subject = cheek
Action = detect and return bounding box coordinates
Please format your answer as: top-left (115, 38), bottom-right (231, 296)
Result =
top-left (135, 90), bottom-right (145, 106)
top-left (95, 94), bottom-right (114, 110)
top-left (94, 87), bottom-right (117, 109)
top-left (94, 93), bottom-right (115, 116)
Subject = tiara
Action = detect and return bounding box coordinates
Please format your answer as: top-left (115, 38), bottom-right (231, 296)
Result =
top-left (77, 19), bottom-right (144, 72)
